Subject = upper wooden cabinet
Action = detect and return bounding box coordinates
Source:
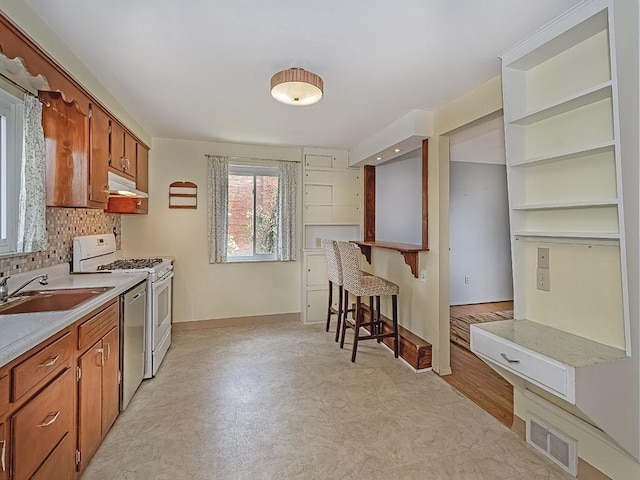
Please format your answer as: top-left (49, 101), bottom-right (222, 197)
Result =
top-left (109, 122), bottom-right (137, 181)
top-left (89, 104), bottom-right (110, 205)
top-left (135, 145), bottom-right (149, 214)
top-left (41, 91), bottom-right (97, 208)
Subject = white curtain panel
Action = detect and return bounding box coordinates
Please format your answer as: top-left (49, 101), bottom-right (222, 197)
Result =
top-left (207, 155), bottom-right (229, 263)
top-left (17, 95), bottom-right (47, 253)
top-left (276, 160), bottom-right (299, 261)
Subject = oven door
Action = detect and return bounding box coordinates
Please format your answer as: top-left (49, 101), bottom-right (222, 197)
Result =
top-left (152, 271), bottom-right (173, 350)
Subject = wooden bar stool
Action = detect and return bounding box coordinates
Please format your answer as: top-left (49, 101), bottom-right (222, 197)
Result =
top-left (336, 241), bottom-right (400, 362)
top-left (322, 239), bottom-right (347, 342)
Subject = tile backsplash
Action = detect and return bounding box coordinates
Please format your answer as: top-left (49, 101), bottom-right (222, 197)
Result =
top-left (0, 207), bottom-right (121, 277)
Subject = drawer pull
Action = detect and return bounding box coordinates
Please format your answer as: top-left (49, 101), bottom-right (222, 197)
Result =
top-left (501, 353), bottom-right (520, 364)
top-left (1, 439), bottom-right (5, 472)
top-left (37, 411), bottom-right (60, 427)
top-left (39, 355), bottom-right (60, 368)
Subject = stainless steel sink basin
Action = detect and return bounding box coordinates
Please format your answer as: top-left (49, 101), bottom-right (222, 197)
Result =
top-left (0, 287), bottom-right (114, 315)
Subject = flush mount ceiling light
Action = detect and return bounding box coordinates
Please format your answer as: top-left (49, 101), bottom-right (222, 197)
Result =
top-left (270, 68), bottom-right (323, 106)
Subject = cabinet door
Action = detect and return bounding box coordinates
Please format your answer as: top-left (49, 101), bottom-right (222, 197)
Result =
top-left (12, 368), bottom-right (73, 480)
top-left (109, 121), bottom-right (125, 176)
top-left (77, 343), bottom-right (104, 472)
top-left (101, 327), bottom-right (120, 435)
top-left (89, 104), bottom-right (110, 206)
top-left (306, 254), bottom-right (328, 287)
top-left (31, 433), bottom-right (74, 480)
top-left (123, 132), bottom-right (137, 180)
top-left (305, 290), bottom-right (329, 324)
top-left (41, 91), bottom-right (90, 207)
top-left (0, 371), bottom-right (8, 417)
top-left (0, 422), bottom-right (7, 480)
top-left (136, 145), bottom-right (149, 214)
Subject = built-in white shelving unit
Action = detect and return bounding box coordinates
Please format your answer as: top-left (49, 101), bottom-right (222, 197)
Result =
top-left (301, 148), bottom-right (362, 324)
top-left (471, 0), bottom-right (640, 461)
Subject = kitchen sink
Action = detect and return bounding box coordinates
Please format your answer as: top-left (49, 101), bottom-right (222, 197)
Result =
top-left (0, 287), bottom-right (114, 315)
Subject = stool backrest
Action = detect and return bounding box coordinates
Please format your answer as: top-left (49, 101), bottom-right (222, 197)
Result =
top-left (336, 241), bottom-right (362, 292)
top-left (322, 239), bottom-right (342, 285)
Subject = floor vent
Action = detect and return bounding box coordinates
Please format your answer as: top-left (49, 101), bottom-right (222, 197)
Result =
top-left (526, 413), bottom-right (577, 476)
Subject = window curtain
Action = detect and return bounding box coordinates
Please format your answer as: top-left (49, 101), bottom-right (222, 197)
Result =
top-left (17, 95), bottom-right (47, 253)
top-left (207, 155), bottom-right (229, 263)
top-left (276, 160), bottom-right (299, 261)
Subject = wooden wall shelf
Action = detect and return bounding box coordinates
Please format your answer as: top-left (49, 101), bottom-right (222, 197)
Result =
top-left (353, 241), bottom-right (428, 278)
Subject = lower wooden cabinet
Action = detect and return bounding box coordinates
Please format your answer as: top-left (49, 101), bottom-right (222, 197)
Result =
top-left (0, 421), bottom-right (7, 480)
top-left (0, 298), bottom-right (123, 480)
top-left (12, 367), bottom-right (74, 480)
top-left (78, 325), bottom-right (120, 473)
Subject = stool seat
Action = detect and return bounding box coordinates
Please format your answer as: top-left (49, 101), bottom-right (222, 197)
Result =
top-left (353, 275), bottom-right (399, 297)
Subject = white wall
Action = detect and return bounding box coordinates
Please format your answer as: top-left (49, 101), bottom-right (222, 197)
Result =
top-left (122, 138), bottom-right (302, 323)
top-left (375, 149), bottom-right (422, 245)
top-left (449, 161), bottom-right (512, 305)
top-left (448, 114), bottom-right (512, 305)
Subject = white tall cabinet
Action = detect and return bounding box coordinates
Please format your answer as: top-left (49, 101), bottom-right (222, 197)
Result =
top-left (471, 0), bottom-right (640, 464)
top-left (301, 148), bottom-right (362, 324)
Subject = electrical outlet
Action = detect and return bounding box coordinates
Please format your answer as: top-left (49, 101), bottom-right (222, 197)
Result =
top-left (538, 247), bottom-right (550, 269)
top-left (419, 269), bottom-right (427, 282)
top-left (315, 237), bottom-right (321, 248)
top-left (464, 276), bottom-right (470, 285)
top-left (537, 268), bottom-right (550, 292)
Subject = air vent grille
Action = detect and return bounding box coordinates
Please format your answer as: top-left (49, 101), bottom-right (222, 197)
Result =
top-left (526, 413), bottom-right (577, 476)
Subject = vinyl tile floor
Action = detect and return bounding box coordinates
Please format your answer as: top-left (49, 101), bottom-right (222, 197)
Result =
top-left (81, 320), bottom-right (573, 480)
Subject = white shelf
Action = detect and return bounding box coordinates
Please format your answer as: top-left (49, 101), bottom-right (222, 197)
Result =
top-left (512, 231), bottom-right (619, 240)
top-left (508, 82), bottom-right (612, 126)
top-left (511, 199), bottom-right (618, 211)
top-left (510, 141), bottom-right (615, 168)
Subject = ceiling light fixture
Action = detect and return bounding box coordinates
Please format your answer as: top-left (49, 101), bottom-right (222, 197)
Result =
top-left (270, 68), bottom-right (323, 106)
top-left (394, 148), bottom-right (401, 153)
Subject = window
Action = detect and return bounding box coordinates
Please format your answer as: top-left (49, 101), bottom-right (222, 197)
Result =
top-left (0, 88), bottom-right (23, 255)
top-left (226, 164), bottom-right (279, 262)
top-left (208, 155), bottom-right (298, 264)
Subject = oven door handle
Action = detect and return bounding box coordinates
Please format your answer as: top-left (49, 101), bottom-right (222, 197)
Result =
top-left (153, 271), bottom-right (174, 291)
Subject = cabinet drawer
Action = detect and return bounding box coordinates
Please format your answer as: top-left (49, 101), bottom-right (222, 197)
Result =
top-left (305, 205), bottom-right (332, 223)
top-left (305, 154), bottom-right (332, 169)
top-left (471, 327), bottom-right (570, 397)
top-left (305, 170), bottom-right (332, 184)
top-left (305, 185), bottom-right (332, 204)
top-left (12, 332), bottom-right (73, 403)
top-left (306, 255), bottom-right (328, 287)
top-left (13, 368), bottom-right (74, 480)
top-left (78, 300), bottom-right (118, 352)
top-left (0, 373), bottom-right (8, 417)
top-left (31, 433), bottom-right (74, 480)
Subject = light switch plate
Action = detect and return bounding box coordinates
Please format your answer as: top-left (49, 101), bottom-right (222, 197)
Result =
top-left (538, 247), bottom-right (550, 269)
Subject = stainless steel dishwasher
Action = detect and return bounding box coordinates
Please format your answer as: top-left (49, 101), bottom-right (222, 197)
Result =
top-left (120, 281), bottom-right (147, 410)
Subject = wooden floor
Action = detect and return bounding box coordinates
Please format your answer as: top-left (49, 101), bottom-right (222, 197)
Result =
top-left (444, 301), bottom-right (514, 428)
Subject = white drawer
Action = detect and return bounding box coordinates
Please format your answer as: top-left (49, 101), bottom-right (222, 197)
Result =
top-left (305, 154), bottom-right (333, 169)
top-left (471, 327), bottom-right (573, 401)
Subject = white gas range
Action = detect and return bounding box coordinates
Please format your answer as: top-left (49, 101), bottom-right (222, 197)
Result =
top-left (73, 234), bottom-right (174, 379)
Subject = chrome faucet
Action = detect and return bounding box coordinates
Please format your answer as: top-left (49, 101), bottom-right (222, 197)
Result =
top-left (0, 274), bottom-right (48, 303)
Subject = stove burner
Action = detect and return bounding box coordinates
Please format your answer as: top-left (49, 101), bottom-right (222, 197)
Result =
top-left (97, 258), bottom-right (164, 270)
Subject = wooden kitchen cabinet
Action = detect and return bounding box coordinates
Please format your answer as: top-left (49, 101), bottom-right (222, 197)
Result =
top-left (88, 103), bottom-right (111, 205)
top-left (41, 91), bottom-right (100, 208)
top-left (0, 421), bottom-right (7, 480)
top-left (135, 144), bottom-right (149, 214)
top-left (109, 122), bottom-right (137, 181)
top-left (77, 302), bottom-right (120, 474)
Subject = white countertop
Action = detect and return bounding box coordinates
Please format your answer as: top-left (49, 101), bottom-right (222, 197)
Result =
top-left (0, 268), bottom-right (147, 368)
top-left (473, 319), bottom-right (627, 368)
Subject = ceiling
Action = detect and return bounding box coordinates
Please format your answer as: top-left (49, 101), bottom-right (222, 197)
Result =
top-left (25, 0), bottom-right (580, 149)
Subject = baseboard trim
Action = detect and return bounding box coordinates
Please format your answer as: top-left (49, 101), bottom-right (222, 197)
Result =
top-left (512, 415), bottom-right (526, 439)
top-left (173, 312), bottom-right (300, 331)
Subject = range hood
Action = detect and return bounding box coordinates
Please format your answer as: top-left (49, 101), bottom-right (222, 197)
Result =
top-left (107, 171), bottom-right (148, 198)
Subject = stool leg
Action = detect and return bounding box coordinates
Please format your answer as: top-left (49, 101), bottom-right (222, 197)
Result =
top-left (392, 295), bottom-right (399, 358)
top-left (340, 289), bottom-right (349, 348)
top-left (325, 280), bottom-right (333, 332)
top-left (376, 296), bottom-right (382, 343)
top-left (352, 296), bottom-right (362, 362)
top-left (369, 296), bottom-right (374, 336)
top-left (335, 285), bottom-right (343, 342)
